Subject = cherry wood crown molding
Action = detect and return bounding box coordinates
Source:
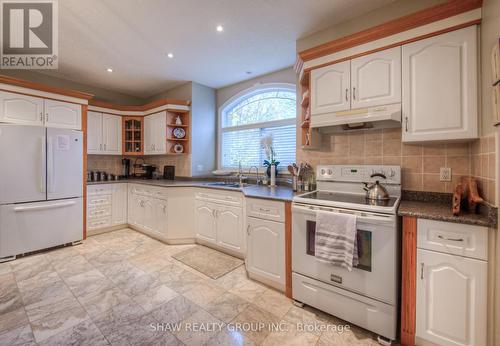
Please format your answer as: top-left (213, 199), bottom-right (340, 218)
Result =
top-left (0, 75), bottom-right (94, 100)
top-left (298, 0), bottom-right (483, 62)
top-left (89, 98), bottom-right (190, 112)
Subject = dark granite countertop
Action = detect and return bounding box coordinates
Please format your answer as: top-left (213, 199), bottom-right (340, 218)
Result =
top-left (398, 191), bottom-right (497, 229)
top-left (87, 179), bottom-right (296, 202)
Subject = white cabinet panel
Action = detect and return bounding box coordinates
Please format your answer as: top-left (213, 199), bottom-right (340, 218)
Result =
top-left (247, 217), bottom-right (285, 285)
top-left (402, 26), bottom-right (478, 142)
top-left (216, 205), bottom-right (243, 253)
top-left (144, 112), bottom-right (166, 155)
top-left (87, 111), bottom-right (102, 154)
top-left (44, 99), bottom-right (81, 130)
top-left (0, 91), bottom-right (43, 125)
top-left (351, 47), bottom-right (401, 109)
top-left (416, 249), bottom-right (487, 346)
top-left (311, 60), bottom-right (350, 115)
top-left (144, 115), bottom-right (154, 155)
top-left (195, 200), bottom-right (217, 244)
top-left (112, 184), bottom-right (127, 226)
top-left (154, 198), bottom-right (168, 236)
top-left (102, 114), bottom-right (122, 154)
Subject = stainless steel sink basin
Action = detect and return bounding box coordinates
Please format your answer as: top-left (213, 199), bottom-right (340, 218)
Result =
top-left (204, 182), bottom-right (242, 188)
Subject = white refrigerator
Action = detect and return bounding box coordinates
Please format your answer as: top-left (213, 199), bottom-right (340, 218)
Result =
top-left (0, 124), bottom-right (83, 260)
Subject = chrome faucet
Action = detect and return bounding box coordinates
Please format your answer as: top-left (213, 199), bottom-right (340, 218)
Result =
top-left (237, 162), bottom-right (246, 186)
top-left (248, 166), bottom-right (260, 185)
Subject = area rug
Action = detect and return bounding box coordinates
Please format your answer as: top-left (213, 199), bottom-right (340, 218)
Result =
top-left (172, 245), bottom-right (244, 279)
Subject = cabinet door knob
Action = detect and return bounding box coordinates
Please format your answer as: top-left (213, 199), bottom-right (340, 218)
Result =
top-left (420, 263), bottom-right (424, 279)
top-left (246, 224), bottom-right (250, 235)
top-left (405, 117), bottom-right (409, 132)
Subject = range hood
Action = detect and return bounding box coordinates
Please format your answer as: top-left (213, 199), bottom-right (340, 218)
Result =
top-left (311, 103), bottom-right (402, 133)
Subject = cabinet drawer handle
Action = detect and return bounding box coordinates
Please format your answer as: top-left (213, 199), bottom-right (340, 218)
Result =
top-left (420, 263), bottom-right (424, 280)
top-left (247, 224), bottom-right (250, 235)
top-left (259, 207), bottom-right (271, 213)
top-left (345, 88), bottom-right (348, 101)
top-left (437, 235), bottom-right (464, 242)
top-left (353, 87), bottom-right (356, 100)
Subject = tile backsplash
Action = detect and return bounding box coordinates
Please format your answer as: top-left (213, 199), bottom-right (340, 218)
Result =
top-left (87, 154), bottom-right (192, 177)
top-left (297, 128), bottom-right (497, 204)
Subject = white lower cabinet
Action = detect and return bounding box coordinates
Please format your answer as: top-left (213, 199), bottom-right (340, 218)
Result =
top-left (194, 190), bottom-right (244, 256)
top-left (216, 205), bottom-right (243, 253)
top-left (415, 220), bottom-right (487, 346)
top-left (246, 217), bottom-right (285, 288)
top-left (87, 184), bottom-right (127, 233)
top-left (195, 200), bottom-right (217, 244)
top-left (127, 185), bottom-right (168, 238)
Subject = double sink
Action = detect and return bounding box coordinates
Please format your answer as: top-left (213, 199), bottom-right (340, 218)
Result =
top-left (203, 181), bottom-right (252, 189)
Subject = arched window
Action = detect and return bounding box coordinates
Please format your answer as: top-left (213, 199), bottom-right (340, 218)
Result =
top-left (219, 83), bottom-right (296, 170)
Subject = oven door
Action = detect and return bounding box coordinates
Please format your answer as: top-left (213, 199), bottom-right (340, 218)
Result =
top-left (292, 203), bottom-right (399, 305)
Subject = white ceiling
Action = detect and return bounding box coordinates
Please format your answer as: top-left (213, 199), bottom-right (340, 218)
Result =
top-left (41, 0), bottom-right (395, 99)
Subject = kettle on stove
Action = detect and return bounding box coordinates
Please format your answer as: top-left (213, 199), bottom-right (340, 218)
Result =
top-left (363, 173), bottom-right (390, 200)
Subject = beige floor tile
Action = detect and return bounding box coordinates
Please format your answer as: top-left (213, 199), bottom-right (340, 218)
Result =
top-left (64, 269), bottom-right (114, 297)
top-left (0, 324), bottom-right (36, 346)
top-left (205, 292), bottom-right (249, 323)
top-left (25, 295), bottom-right (80, 323)
top-left (36, 319), bottom-right (108, 346)
top-left (182, 282), bottom-right (225, 307)
top-left (229, 279), bottom-right (267, 302)
top-left (206, 329), bottom-right (256, 346)
top-left (117, 272), bottom-right (162, 297)
top-left (20, 280), bottom-right (73, 310)
top-left (30, 305), bottom-right (89, 343)
top-left (262, 320), bottom-right (319, 346)
top-left (150, 295), bottom-right (200, 325)
top-left (133, 284), bottom-right (178, 312)
top-left (253, 289), bottom-right (293, 318)
top-left (0, 308), bottom-right (28, 334)
top-left (231, 304), bottom-right (281, 344)
top-left (78, 287), bottom-right (130, 317)
top-left (283, 305), bottom-right (336, 336)
top-left (174, 309), bottom-right (225, 345)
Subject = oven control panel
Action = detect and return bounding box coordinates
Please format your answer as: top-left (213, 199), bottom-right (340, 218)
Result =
top-left (316, 165), bottom-right (401, 184)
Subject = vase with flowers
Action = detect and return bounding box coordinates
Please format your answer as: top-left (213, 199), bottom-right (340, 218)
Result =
top-left (261, 134), bottom-right (279, 186)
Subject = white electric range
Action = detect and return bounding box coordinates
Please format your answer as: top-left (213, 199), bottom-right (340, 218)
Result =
top-left (292, 165), bottom-right (401, 343)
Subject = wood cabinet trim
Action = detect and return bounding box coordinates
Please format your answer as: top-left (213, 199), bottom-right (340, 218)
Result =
top-left (89, 98), bottom-right (189, 112)
top-left (82, 105), bottom-right (88, 240)
top-left (298, 0), bottom-right (482, 63)
top-left (401, 216), bottom-right (417, 346)
top-left (0, 75), bottom-right (93, 101)
top-left (285, 201), bottom-right (292, 298)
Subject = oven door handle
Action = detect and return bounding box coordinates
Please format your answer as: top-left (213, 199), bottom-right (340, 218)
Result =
top-left (292, 204), bottom-right (394, 223)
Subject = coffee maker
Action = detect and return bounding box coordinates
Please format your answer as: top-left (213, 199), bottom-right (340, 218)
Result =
top-left (122, 158), bottom-right (131, 178)
top-left (141, 164), bottom-right (156, 179)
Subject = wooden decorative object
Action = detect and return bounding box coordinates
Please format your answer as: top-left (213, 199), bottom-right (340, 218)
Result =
top-left (452, 177), bottom-right (484, 215)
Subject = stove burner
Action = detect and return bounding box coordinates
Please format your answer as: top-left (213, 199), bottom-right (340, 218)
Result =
top-left (298, 191), bottom-right (398, 208)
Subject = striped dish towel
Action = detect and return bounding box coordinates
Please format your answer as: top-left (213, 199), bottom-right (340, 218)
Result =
top-left (314, 210), bottom-right (358, 271)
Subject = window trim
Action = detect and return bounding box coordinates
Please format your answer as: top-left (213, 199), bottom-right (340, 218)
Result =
top-left (217, 83), bottom-right (297, 171)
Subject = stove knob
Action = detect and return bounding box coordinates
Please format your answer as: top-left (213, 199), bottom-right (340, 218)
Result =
top-left (321, 169), bottom-right (326, 175)
top-left (327, 169), bottom-right (333, 175)
top-left (388, 169), bottom-right (395, 177)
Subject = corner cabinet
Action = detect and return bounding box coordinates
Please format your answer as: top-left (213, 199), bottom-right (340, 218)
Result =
top-left (123, 117), bottom-right (143, 155)
top-left (402, 26), bottom-right (478, 142)
top-left (144, 111), bottom-right (167, 155)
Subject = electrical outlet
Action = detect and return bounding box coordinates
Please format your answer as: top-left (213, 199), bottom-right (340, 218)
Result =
top-left (440, 167), bottom-right (452, 182)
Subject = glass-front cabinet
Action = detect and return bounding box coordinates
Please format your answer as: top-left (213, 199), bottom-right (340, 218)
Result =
top-left (123, 116), bottom-right (143, 155)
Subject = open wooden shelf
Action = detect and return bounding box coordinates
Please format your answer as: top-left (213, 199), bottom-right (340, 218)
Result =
top-left (166, 110), bottom-right (191, 154)
top-left (167, 124), bottom-right (188, 127)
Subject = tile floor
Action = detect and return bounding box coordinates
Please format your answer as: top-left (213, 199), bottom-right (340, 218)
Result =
top-left (0, 228), bottom-right (381, 345)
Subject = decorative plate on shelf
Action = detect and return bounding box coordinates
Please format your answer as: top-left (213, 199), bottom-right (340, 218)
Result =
top-left (173, 127), bottom-right (186, 139)
top-left (173, 143), bottom-right (184, 153)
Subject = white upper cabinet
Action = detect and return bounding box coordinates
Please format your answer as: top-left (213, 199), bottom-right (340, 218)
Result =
top-left (87, 112), bottom-right (122, 155)
top-left (311, 60), bottom-right (351, 114)
top-left (102, 114), bottom-right (122, 154)
top-left (144, 112), bottom-right (166, 155)
top-left (416, 248), bottom-right (487, 346)
top-left (87, 111), bottom-right (102, 154)
top-left (402, 26), bottom-right (478, 142)
top-left (351, 47), bottom-right (401, 108)
top-left (0, 91), bottom-right (44, 126)
top-left (0, 91), bottom-right (82, 130)
top-left (44, 99), bottom-right (82, 130)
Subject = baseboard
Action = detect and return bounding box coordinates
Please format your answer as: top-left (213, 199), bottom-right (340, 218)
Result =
top-left (86, 224), bottom-right (127, 236)
top-left (248, 271), bottom-right (285, 292)
top-left (195, 239), bottom-right (245, 260)
top-left (127, 224), bottom-right (195, 245)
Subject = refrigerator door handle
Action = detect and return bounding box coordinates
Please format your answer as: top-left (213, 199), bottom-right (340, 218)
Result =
top-left (14, 200), bottom-right (76, 212)
top-left (39, 136), bottom-right (46, 193)
top-left (47, 136), bottom-right (55, 193)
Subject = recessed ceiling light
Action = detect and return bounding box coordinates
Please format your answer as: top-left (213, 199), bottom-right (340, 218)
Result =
top-left (106, 68), bottom-right (113, 73)
top-left (167, 53), bottom-right (174, 58)
top-left (216, 25), bottom-right (224, 32)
